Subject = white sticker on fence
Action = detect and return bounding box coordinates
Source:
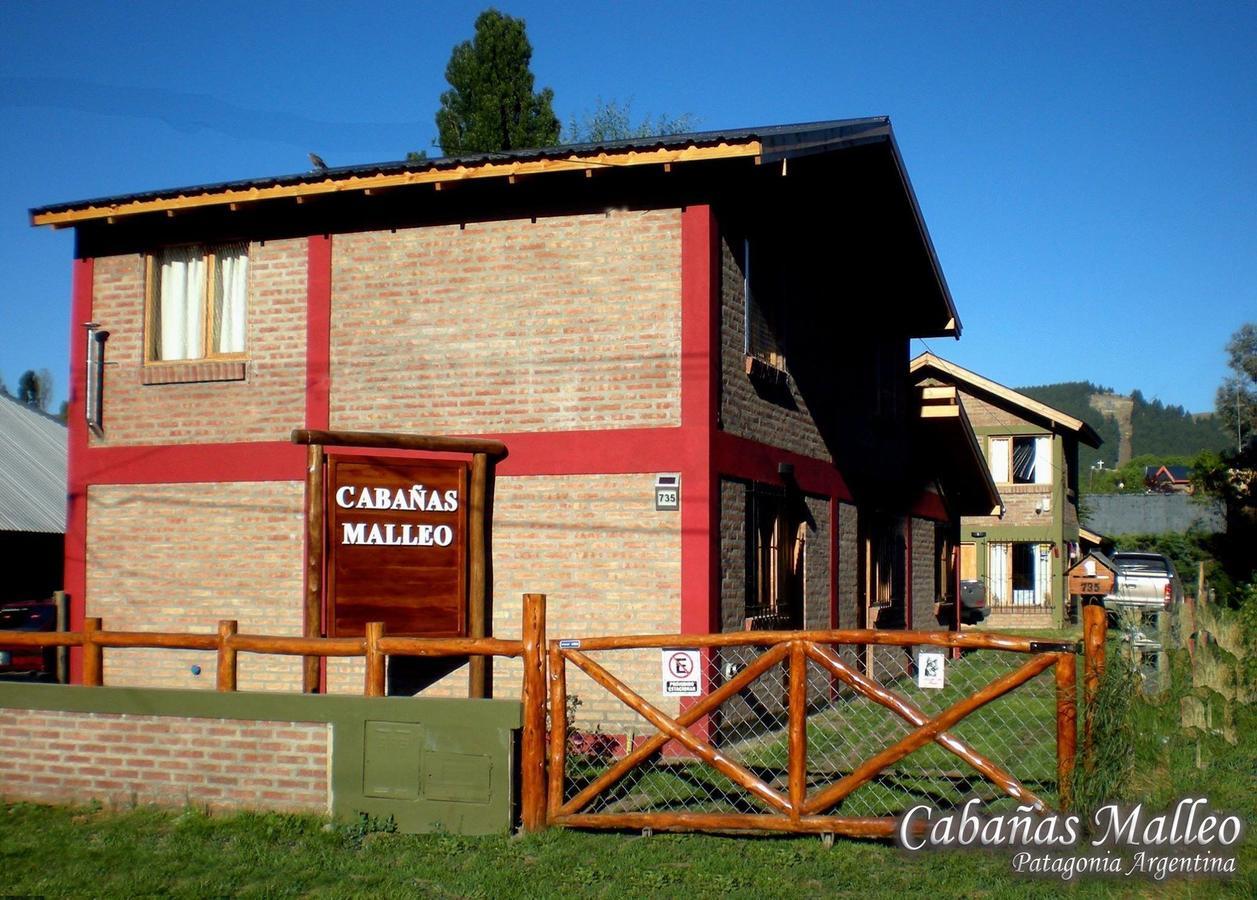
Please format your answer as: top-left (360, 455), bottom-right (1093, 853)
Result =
top-left (661, 649), bottom-right (701, 696)
top-left (917, 652), bottom-right (945, 690)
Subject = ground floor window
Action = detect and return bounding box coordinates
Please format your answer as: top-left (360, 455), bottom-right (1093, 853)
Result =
top-left (988, 541), bottom-right (1052, 607)
top-left (745, 485), bottom-right (806, 629)
top-left (859, 512), bottom-right (906, 628)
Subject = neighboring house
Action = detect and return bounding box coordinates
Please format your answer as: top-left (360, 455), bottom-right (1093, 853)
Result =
top-left (1144, 464), bottom-right (1193, 493)
top-left (0, 392), bottom-right (67, 604)
top-left (31, 117), bottom-right (996, 706)
top-left (911, 353), bottom-right (1102, 627)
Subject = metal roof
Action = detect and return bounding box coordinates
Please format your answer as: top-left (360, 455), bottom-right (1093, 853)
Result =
top-left (31, 117), bottom-right (892, 219)
top-left (0, 392), bottom-right (67, 534)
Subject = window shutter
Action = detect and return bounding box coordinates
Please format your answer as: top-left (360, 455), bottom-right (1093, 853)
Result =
top-left (988, 437), bottom-right (1010, 483)
top-left (1034, 436), bottom-right (1053, 484)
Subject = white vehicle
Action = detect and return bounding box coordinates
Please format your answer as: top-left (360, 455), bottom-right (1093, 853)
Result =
top-left (1102, 551), bottom-right (1184, 615)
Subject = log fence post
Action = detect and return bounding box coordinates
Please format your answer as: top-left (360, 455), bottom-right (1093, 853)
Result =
top-left (520, 593), bottom-right (547, 833)
top-left (1081, 596), bottom-right (1107, 766)
top-left (547, 640), bottom-right (567, 822)
top-left (54, 590), bottom-right (69, 684)
top-left (788, 640), bottom-right (808, 819)
top-left (83, 617), bottom-right (103, 686)
top-left (1054, 651), bottom-right (1077, 810)
top-left (365, 621), bottom-right (386, 697)
top-left (216, 620), bottom-right (238, 692)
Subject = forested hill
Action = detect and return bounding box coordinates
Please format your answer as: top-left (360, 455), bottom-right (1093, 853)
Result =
top-left (1015, 381), bottom-right (1229, 471)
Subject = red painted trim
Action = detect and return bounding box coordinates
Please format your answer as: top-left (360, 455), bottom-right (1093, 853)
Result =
top-left (714, 431), bottom-right (852, 501)
top-left (65, 257), bottom-right (93, 683)
top-left (679, 205), bottom-right (719, 637)
top-left (70, 426), bottom-right (716, 486)
top-left (829, 498), bottom-right (839, 629)
top-left (910, 490), bottom-right (949, 522)
top-left (76, 442), bottom-right (306, 485)
top-left (305, 235), bottom-right (332, 431)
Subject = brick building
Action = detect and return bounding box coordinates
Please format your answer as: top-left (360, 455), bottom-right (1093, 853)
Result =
top-left (32, 118), bottom-right (997, 718)
top-left (910, 353), bottom-right (1103, 627)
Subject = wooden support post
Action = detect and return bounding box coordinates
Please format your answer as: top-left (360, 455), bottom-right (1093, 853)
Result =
top-left (303, 444), bottom-right (325, 693)
top-left (468, 452), bottom-right (490, 698)
top-left (788, 641), bottom-right (808, 819)
top-left (1081, 596), bottom-right (1107, 761)
top-left (365, 621), bottom-right (386, 697)
top-left (520, 593), bottom-right (547, 832)
top-left (53, 590), bottom-right (69, 684)
top-left (216, 620), bottom-right (238, 692)
top-left (83, 617), bottom-right (103, 686)
top-left (547, 641), bottom-right (567, 821)
top-left (1055, 651), bottom-right (1077, 810)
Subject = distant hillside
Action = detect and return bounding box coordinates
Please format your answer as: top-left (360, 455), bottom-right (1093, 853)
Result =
top-left (1015, 382), bottom-right (1229, 472)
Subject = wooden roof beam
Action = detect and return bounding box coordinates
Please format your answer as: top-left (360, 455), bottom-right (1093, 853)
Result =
top-left (31, 141), bottom-right (764, 227)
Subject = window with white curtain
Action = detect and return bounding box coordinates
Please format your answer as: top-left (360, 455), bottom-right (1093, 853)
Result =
top-left (147, 243), bottom-right (248, 362)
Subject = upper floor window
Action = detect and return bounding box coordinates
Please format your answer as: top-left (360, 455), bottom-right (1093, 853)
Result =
top-left (146, 243), bottom-right (248, 362)
top-left (740, 236), bottom-right (786, 371)
top-left (988, 435), bottom-right (1052, 485)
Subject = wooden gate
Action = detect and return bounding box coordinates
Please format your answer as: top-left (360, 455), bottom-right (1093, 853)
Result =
top-left (546, 630), bottom-right (1077, 836)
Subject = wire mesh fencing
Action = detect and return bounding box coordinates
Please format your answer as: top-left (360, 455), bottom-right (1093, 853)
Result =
top-left (550, 635), bottom-right (1071, 828)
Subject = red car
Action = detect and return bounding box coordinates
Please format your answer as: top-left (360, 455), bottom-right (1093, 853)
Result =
top-left (0, 600), bottom-right (57, 677)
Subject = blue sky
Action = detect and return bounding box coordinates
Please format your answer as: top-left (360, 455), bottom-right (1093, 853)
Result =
top-left (1, 1), bottom-right (1253, 413)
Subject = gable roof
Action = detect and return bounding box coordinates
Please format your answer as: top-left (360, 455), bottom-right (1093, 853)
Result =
top-left (910, 352), bottom-right (1103, 447)
top-left (30, 117), bottom-right (960, 339)
top-left (30, 118), bottom-right (895, 224)
top-left (0, 392), bottom-right (67, 534)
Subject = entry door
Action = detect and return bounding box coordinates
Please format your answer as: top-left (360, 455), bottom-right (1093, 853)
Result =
top-left (960, 543), bottom-right (977, 581)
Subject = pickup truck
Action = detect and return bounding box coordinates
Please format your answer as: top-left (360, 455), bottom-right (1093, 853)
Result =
top-left (1102, 552), bottom-right (1184, 616)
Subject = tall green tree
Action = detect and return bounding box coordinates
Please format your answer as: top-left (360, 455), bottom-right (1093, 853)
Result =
top-left (1215, 322), bottom-right (1256, 452)
top-left (433, 9), bottom-right (559, 156)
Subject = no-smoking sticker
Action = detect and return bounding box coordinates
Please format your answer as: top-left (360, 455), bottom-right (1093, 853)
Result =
top-left (661, 649), bottom-right (701, 696)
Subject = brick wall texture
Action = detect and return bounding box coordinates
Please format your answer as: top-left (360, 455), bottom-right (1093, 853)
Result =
top-left (719, 479), bottom-right (747, 633)
top-left (910, 517), bottom-right (938, 630)
top-left (328, 211), bottom-right (681, 436)
top-left (956, 390), bottom-right (1027, 431)
top-left (86, 482), bottom-right (306, 691)
top-left (0, 708), bottom-right (329, 812)
top-left (803, 496), bottom-right (830, 629)
top-left (837, 502), bottom-right (859, 628)
top-left (90, 239), bottom-right (308, 446)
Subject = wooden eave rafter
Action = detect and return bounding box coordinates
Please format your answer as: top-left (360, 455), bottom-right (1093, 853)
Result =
top-left (31, 140), bottom-right (763, 228)
top-left (917, 382), bottom-right (1003, 516)
top-left (910, 352), bottom-right (1101, 445)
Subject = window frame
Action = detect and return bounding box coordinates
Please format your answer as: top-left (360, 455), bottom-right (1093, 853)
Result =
top-left (144, 242), bottom-right (250, 366)
top-left (987, 434), bottom-right (1053, 486)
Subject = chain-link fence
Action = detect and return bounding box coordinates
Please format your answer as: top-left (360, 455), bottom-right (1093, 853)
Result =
top-left (551, 635), bottom-right (1069, 828)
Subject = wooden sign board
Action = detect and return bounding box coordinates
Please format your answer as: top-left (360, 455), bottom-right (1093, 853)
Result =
top-left (326, 455), bottom-right (468, 638)
top-left (1067, 551), bottom-right (1117, 597)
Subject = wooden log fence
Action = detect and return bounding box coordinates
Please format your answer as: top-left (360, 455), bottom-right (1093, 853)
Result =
top-left (0, 594), bottom-right (548, 832)
top-left (3, 597), bottom-right (1111, 838)
top-left (546, 628), bottom-right (1083, 835)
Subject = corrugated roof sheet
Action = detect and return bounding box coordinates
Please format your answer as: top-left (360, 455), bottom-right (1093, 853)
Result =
top-left (0, 392), bottom-right (67, 533)
top-left (30, 117), bottom-right (892, 218)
